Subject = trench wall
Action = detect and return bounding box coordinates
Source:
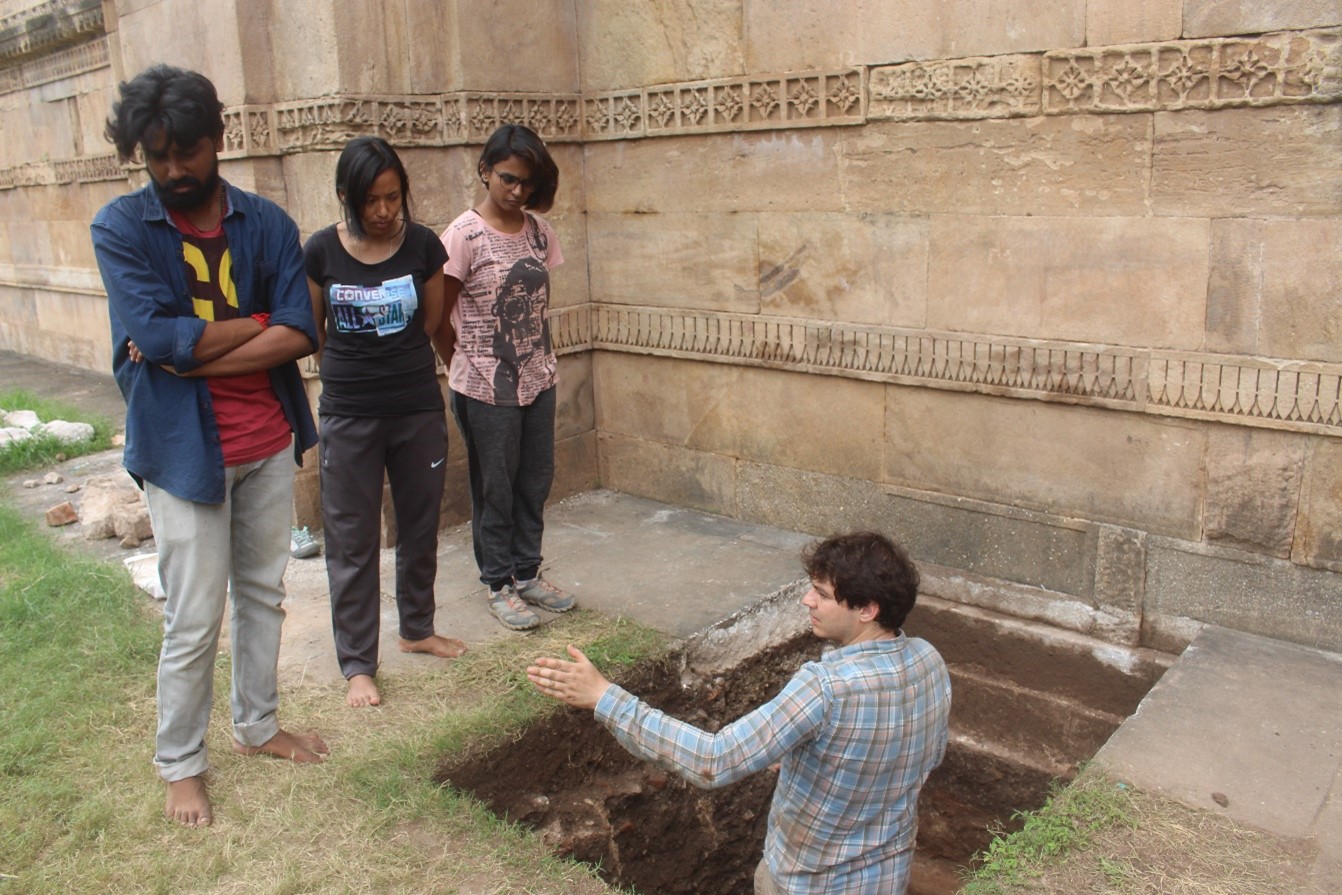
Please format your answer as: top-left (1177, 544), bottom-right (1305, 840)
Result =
top-left (1, 0), bottom-right (1339, 652)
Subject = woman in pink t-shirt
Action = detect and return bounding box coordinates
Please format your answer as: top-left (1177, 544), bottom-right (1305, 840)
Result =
top-left (436, 125), bottom-right (577, 632)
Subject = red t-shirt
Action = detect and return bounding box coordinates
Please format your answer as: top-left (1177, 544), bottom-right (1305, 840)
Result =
top-left (169, 205), bottom-right (291, 466)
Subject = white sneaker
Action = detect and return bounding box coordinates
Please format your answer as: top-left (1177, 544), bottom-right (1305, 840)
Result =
top-left (290, 526), bottom-right (320, 559)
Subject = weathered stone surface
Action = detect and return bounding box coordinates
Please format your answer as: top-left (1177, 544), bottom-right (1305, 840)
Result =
top-left (1184, 0), bottom-right (1340, 38)
top-left (79, 474), bottom-right (151, 541)
top-left (553, 429), bottom-right (598, 505)
top-left (587, 212), bottom-right (760, 312)
top-left (758, 212), bottom-right (928, 327)
top-left (1259, 218), bottom-right (1342, 363)
top-left (455, 0), bottom-right (579, 91)
top-left (735, 459), bottom-right (893, 539)
top-left (1206, 218), bottom-right (1263, 356)
top-left (744, 0), bottom-right (1084, 71)
top-left (45, 501), bottom-right (78, 526)
top-left (1152, 106), bottom-right (1342, 218)
top-left (869, 55), bottom-right (1042, 121)
top-left (1095, 525), bottom-right (1148, 636)
top-left (597, 431), bottom-right (737, 515)
top-left (115, 0), bottom-right (247, 104)
top-left (595, 353), bottom-right (885, 480)
top-left (1146, 537), bottom-right (1342, 651)
top-left (928, 215), bottom-right (1210, 349)
top-left (1086, 0), bottom-right (1181, 46)
top-left (1294, 438), bottom-right (1342, 572)
top-left (840, 115), bottom-right (1152, 216)
top-left (576, 0), bottom-right (745, 92)
top-left (1205, 428), bottom-right (1307, 557)
top-left (885, 387), bottom-right (1205, 538)
top-left (582, 130), bottom-right (847, 214)
top-left (555, 352), bottom-right (595, 441)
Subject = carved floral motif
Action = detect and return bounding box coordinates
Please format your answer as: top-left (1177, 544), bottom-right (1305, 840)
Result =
top-left (870, 56), bottom-right (1041, 119)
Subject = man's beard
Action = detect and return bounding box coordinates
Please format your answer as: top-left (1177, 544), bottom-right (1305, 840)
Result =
top-left (153, 162), bottom-right (221, 212)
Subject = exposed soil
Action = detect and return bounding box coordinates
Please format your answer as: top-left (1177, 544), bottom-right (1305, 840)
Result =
top-left (437, 632), bottom-right (1060, 895)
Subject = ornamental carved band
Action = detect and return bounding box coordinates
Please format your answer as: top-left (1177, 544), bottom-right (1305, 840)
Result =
top-left (568, 304), bottom-right (1342, 437)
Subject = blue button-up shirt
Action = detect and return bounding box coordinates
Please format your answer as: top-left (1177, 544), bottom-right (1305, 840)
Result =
top-left (91, 180), bottom-right (318, 503)
top-left (596, 635), bottom-right (951, 895)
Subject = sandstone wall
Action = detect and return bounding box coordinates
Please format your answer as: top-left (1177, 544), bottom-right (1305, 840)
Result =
top-left (1, 0), bottom-right (1339, 650)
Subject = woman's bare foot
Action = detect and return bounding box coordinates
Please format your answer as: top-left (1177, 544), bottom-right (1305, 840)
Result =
top-left (232, 729), bottom-right (329, 763)
top-left (346, 674), bottom-right (381, 708)
top-left (164, 776), bottom-right (212, 827)
top-left (399, 633), bottom-right (468, 658)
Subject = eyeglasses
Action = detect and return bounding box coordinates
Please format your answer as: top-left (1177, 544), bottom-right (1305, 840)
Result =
top-left (493, 171), bottom-right (537, 191)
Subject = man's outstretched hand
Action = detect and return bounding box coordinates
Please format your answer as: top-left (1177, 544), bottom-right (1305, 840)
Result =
top-left (527, 645), bottom-right (612, 711)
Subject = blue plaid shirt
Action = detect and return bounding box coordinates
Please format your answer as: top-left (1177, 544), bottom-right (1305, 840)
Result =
top-left (596, 635), bottom-right (951, 895)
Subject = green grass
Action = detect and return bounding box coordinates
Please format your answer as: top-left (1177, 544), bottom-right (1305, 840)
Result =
top-left (0, 389), bottom-right (116, 474)
top-left (959, 768), bottom-right (1138, 893)
top-left (0, 501), bottom-right (666, 894)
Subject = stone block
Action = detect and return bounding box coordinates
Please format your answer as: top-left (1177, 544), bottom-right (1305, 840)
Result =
top-left (1294, 438), bottom-right (1342, 572)
top-left (576, 0), bottom-right (745, 92)
top-left (595, 352), bottom-right (885, 480)
top-left (454, 0), bottom-right (580, 92)
top-left (928, 215), bottom-right (1210, 349)
top-left (1205, 428), bottom-right (1307, 558)
top-left (115, 0), bottom-right (247, 104)
top-left (1145, 537), bottom-right (1342, 652)
top-left (840, 116), bottom-right (1152, 216)
top-left (582, 130), bottom-right (847, 214)
top-left (277, 150), bottom-right (342, 239)
top-left (1086, 0), bottom-right (1181, 45)
top-left (405, 1), bottom-right (455, 91)
top-left (1153, 106), bottom-right (1342, 218)
top-left (1259, 218), bottom-right (1342, 363)
top-left (885, 387), bottom-right (1205, 538)
top-left (735, 459), bottom-right (892, 539)
top-left (757, 212), bottom-right (928, 328)
top-left (597, 431), bottom-right (737, 515)
top-left (331, 0), bottom-right (412, 94)
top-left (1206, 218), bottom-right (1263, 356)
top-left (587, 212), bottom-right (760, 312)
top-left (555, 351), bottom-right (595, 440)
top-left (1184, 0), bottom-right (1341, 38)
top-left (1094, 524), bottom-right (1147, 618)
top-left (744, 0), bottom-right (1083, 72)
top-left (553, 428), bottom-right (598, 503)
top-left (46, 501), bottom-right (79, 527)
top-left (267, 1), bottom-right (339, 98)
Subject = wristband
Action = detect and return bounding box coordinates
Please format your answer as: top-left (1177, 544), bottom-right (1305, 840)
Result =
top-left (251, 312), bottom-right (271, 328)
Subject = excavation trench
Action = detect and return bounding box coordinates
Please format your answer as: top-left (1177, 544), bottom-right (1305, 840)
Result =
top-left (436, 589), bottom-right (1172, 895)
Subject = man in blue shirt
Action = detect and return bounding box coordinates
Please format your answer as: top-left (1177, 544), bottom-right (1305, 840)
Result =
top-left (91, 65), bottom-right (326, 827)
top-left (528, 531), bottom-right (952, 894)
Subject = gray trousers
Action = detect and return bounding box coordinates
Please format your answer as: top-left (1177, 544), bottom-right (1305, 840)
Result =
top-left (144, 446), bottom-right (294, 782)
top-left (319, 411), bottom-right (447, 679)
top-left (450, 387), bottom-right (555, 589)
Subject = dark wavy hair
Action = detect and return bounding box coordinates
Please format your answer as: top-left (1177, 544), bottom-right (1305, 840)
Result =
top-left (477, 124), bottom-right (559, 213)
top-left (104, 65), bottom-right (224, 162)
top-left (335, 136), bottom-right (413, 239)
top-left (802, 531), bottom-right (920, 633)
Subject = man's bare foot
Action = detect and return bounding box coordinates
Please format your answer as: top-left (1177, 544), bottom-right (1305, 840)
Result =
top-left (164, 776), bottom-right (212, 827)
top-left (399, 633), bottom-right (468, 659)
top-left (232, 729), bottom-right (329, 763)
top-left (346, 674), bottom-right (381, 708)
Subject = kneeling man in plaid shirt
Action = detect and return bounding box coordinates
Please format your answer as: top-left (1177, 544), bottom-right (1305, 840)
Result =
top-left (528, 531), bottom-right (952, 895)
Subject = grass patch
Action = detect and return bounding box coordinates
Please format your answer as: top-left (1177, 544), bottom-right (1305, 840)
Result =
top-left (0, 500), bottom-right (665, 895)
top-left (960, 766), bottom-right (1320, 895)
top-left (0, 389), bottom-right (115, 475)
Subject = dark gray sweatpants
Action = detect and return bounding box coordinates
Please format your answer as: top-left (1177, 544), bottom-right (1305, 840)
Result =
top-left (319, 410), bottom-right (447, 679)
top-left (450, 387), bottom-right (555, 590)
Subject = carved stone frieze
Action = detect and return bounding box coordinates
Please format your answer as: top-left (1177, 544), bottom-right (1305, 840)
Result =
top-left (0, 0), bottom-right (101, 64)
top-left (585, 69), bottom-right (864, 140)
top-left (581, 304), bottom-right (1342, 437)
top-left (0, 151), bottom-right (121, 189)
top-left (1044, 28), bottom-right (1342, 113)
top-left (1148, 355), bottom-right (1342, 434)
top-left (463, 93), bottom-right (581, 142)
top-left (0, 32), bottom-right (103, 93)
top-left (870, 55), bottom-right (1041, 120)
